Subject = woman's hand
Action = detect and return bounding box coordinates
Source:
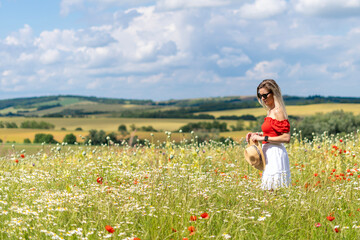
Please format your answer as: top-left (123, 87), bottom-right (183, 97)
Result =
top-left (246, 132), bottom-right (252, 143)
top-left (251, 134), bottom-right (263, 142)
top-left (246, 132), bottom-right (263, 143)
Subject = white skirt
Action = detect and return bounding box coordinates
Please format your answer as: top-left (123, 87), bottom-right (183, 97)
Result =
top-left (261, 143), bottom-right (291, 190)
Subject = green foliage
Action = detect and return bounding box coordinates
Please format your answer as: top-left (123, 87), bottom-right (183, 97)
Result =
top-left (0, 139), bottom-right (2, 143)
top-left (37, 103), bottom-right (61, 111)
top-left (130, 124), bottom-right (136, 131)
top-left (63, 133), bottom-right (77, 144)
top-left (230, 120), bottom-right (245, 131)
top-left (179, 121), bottom-right (228, 132)
top-left (34, 133), bottom-right (57, 144)
top-left (20, 120), bottom-right (55, 129)
top-left (295, 110), bottom-right (360, 139)
top-left (217, 114), bottom-right (257, 121)
top-left (5, 122), bottom-right (18, 128)
top-left (75, 127), bottom-right (83, 131)
top-left (85, 130), bottom-right (117, 145)
top-left (119, 108), bottom-right (215, 119)
top-left (139, 125), bottom-right (157, 132)
top-left (0, 121), bottom-right (4, 128)
top-left (23, 138), bottom-right (31, 144)
top-left (118, 124), bottom-right (127, 132)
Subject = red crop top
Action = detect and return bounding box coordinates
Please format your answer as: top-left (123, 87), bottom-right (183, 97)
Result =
top-left (261, 117), bottom-right (290, 144)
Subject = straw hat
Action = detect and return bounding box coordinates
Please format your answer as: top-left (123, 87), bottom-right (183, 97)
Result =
top-left (244, 139), bottom-right (266, 171)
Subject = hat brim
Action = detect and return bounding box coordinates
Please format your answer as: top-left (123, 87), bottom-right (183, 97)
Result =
top-left (244, 139), bottom-right (266, 171)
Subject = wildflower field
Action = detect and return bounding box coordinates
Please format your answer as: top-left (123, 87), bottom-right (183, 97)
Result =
top-left (1, 130), bottom-right (360, 239)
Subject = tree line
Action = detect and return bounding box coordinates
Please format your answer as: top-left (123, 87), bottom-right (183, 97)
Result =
top-left (0, 120), bottom-right (55, 129)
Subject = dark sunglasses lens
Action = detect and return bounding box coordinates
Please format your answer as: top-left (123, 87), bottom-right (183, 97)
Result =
top-left (258, 92), bottom-right (270, 99)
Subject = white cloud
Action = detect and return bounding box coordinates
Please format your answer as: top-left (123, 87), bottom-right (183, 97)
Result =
top-left (215, 47), bottom-right (251, 68)
top-left (242, 59), bottom-right (286, 81)
top-left (60, 0), bottom-right (84, 16)
top-left (294, 0), bottom-right (360, 17)
top-left (4, 24), bottom-right (33, 46)
top-left (235, 0), bottom-right (287, 19)
top-left (156, 0), bottom-right (229, 10)
top-left (40, 49), bottom-right (61, 65)
top-left (285, 34), bottom-right (341, 49)
top-left (34, 29), bottom-right (78, 51)
top-left (60, 0), bottom-right (155, 15)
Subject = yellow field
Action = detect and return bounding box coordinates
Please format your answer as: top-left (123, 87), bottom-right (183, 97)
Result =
top-left (199, 103), bottom-right (360, 117)
top-left (0, 118), bottom-right (241, 143)
top-left (0, 129), bottom-right (86, 143)
top-left (219, 130), bottom-right (248, 141)
top-left (0, 117), bottom-right (237, 131)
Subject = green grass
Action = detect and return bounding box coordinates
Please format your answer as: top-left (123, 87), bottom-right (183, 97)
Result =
top-left (0, 131), bottom-right (359, 239)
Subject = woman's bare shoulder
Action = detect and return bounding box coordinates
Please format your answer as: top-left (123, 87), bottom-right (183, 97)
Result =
top-left (274, 108), bottom-right (286, 121)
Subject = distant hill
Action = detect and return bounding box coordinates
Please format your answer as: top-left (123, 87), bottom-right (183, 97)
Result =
top-left (0, 94), bottom-right (359, 118)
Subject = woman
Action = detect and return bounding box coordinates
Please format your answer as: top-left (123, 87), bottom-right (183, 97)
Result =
top-left (246, 79), bottom-right (291, 190)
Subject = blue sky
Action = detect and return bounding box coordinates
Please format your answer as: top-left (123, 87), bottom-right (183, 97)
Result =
top-left (0, 0), bottom-right (360, 100)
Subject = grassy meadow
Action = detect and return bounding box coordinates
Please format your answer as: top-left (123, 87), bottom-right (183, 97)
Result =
top-left (0, 130), bottom-right (359, 239)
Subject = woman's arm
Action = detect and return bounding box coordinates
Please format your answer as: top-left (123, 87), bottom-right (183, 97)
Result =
top-left (251, 133), bottom-right (291, 143)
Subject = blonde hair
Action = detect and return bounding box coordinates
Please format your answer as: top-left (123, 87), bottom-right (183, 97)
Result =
top-left (256, 79), bottom-right (288, 118)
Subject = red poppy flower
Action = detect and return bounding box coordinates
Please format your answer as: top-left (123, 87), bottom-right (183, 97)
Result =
top-left (20, 154), bottom-right (25, 158)
top-left (314, 173), bottom-right (318, 177)
top-left (327, 216), bottom-right (335, 221)
top-left (339, 139), bottom-right (343, 142)
top-left (183, 238), bottom-right (189, 240)
top-left (315, 223), bottom-right (321, 227)
top-left (188, 226), bottom-right (195, 233)
top-left (190, 215), bottom-right (197, 221)
top-left (97, 177), bottom-right (103, 184)
top-left (201, 212), bottom-right (209, 219)
top-left (105, 225), bottom-right (115, 233)
top-left (133, 238), bottom-right (141, 240)
top-left (334, 227), bottom-right (340, 233)
top-left (171, 228), bottom-right (177, 232)
top-left (332, 169), bottom-right (336, 172)
top-left (15, 159), bottom-right (19, 163)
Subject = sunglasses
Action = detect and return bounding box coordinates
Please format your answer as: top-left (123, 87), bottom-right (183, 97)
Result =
top-left (257, 91), bottom-right (272, 99)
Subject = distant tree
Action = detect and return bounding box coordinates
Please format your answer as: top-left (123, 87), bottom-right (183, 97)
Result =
top-left (179, 121), bottom-right (228, 132)
top-left (130, 124), bottom-right (136, 131)
top-left (230, 120), bottom-right (245, 131)
top-left (0, 121), bottom-right (4, 128)
top-left (23, 138), bottom-right (31, 144)
top-left (107, 132), bottom-right (118, 143)
top-left (139, 125), bottom-right (157, 132)
top-left (34, 133), bottom-right (57, 144)
top-left (63, 133), bottom-right (77, 144)
top-left (20, 120), bottom-right (55, 129)
top-left (0, 139), bottom-right (2, 143)
top-left (75, 127), bottom-right (83, 131)
top-left (294, 110), bottom-right (360, 139)
top-left (118, 124), bottom-right (127, 132)
top-left (85, 129), bottom-right (112, 145)
top-left (5, 122), bottom-right (18, 128)
top-left (61, 127), bottom-right (66, 130)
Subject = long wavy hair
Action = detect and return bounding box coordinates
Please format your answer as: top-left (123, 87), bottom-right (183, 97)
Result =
top-left (256, 79), bottom-right (288, 119)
